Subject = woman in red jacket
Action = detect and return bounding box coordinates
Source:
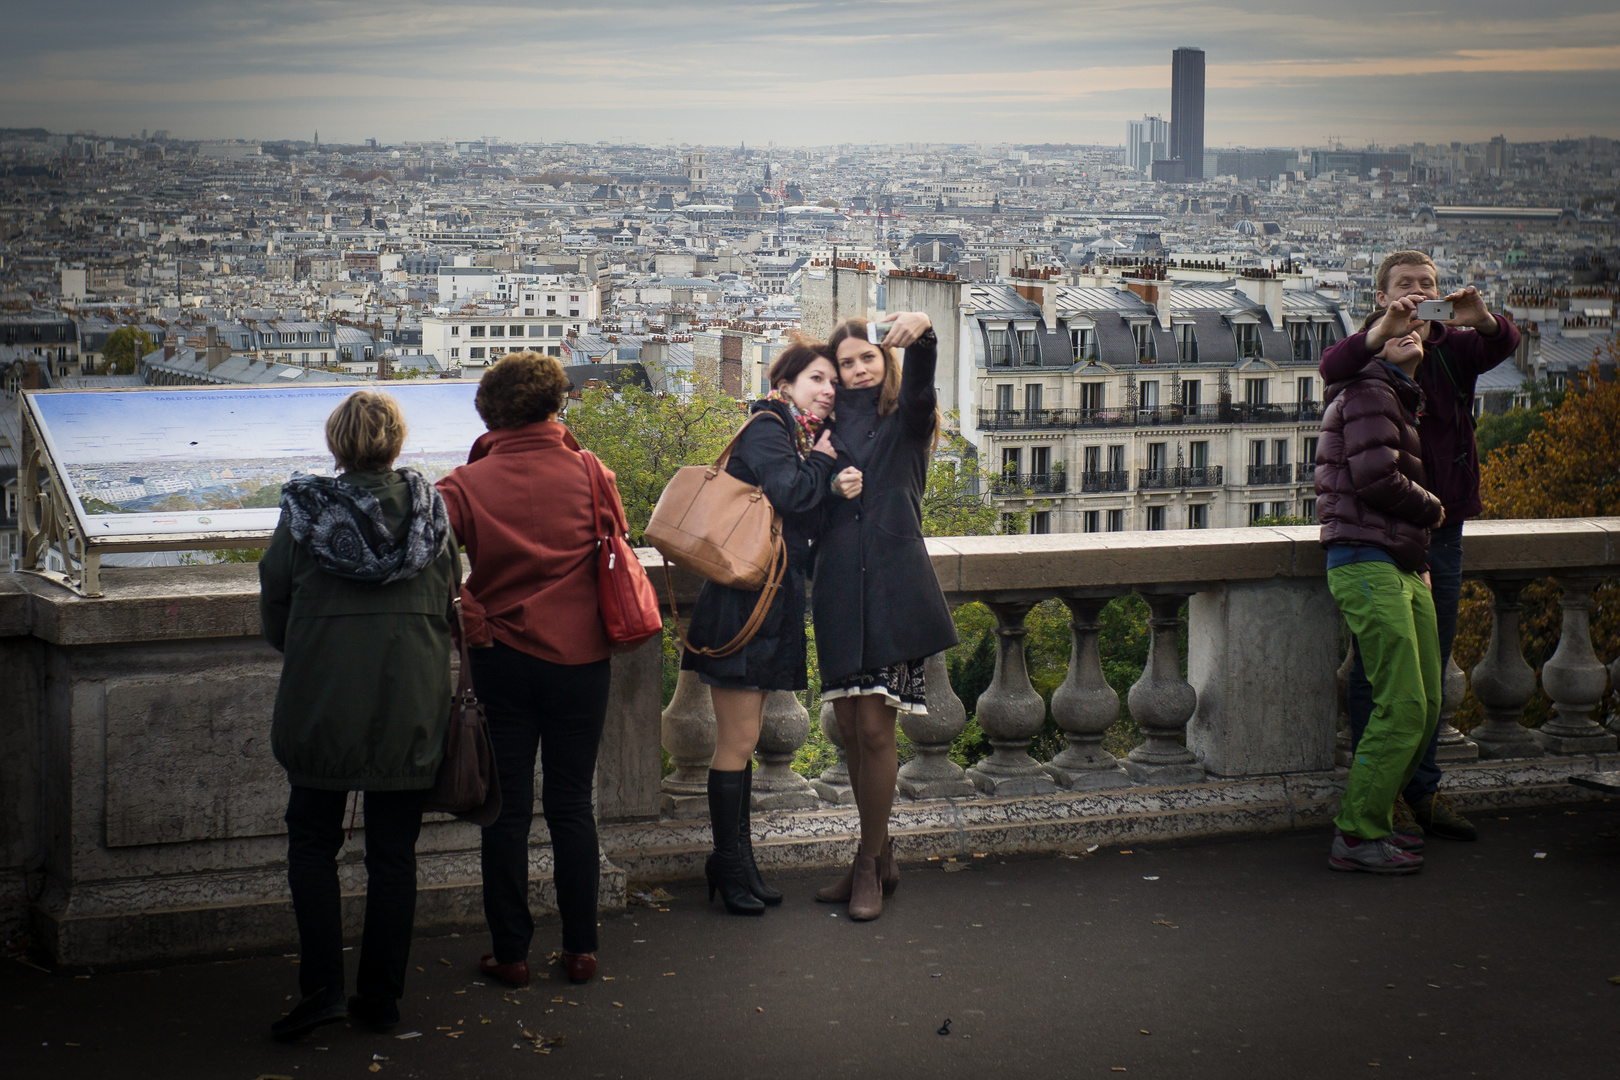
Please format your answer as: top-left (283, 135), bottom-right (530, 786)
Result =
top-left (436, 351), bottom-right (623, 987)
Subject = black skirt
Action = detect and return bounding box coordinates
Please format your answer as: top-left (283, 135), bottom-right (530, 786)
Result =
top-left (680, 564), bottom-right (809, 692)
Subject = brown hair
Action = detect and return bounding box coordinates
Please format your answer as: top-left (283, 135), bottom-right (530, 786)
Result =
top-left (326, 390), bottom-right (407, 473)
top-left (826, 317), bottom-right (941, 446)
top-left (475, 350), bottom-right (572, 430)
top-left (767, 337), bottom-right (836, 389)
top-left (1375, 251), bottom-right (1438, 294)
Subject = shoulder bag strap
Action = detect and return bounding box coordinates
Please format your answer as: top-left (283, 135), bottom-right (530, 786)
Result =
top-left (711, 409), bottom-right (785, 474)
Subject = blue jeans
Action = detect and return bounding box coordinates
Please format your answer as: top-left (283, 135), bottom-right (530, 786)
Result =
top-left (1346, 523), bottom-right (1463, 803)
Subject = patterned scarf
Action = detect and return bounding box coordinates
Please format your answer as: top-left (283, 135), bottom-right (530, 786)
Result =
top-left (279, 467), bottom-right (449, 585)
top-left (764, 390), bottom-right (826, 458)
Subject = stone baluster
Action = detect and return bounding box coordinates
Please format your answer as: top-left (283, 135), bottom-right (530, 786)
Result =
top-left (1433, 655), bottom-right (1481, 762)
top-left (659, 665), bottom-right (716, 816)
top-left (1045, 597), bottom-right (1131, 790)
top-left (1123, 592), bottom-right (1204, 784)
top-left (1468, 578), bottom-right (1544, 759)
top-left (751, 690), bottom-right (819, 809)
top-left (1532, 576), bottom-right (1619, 754)
top-left (965, 600), bottom-right (1057, 796)
top-left (811, 700), bottom-right (855, 804)
top-left (897, 652), bottom-right (977, 798)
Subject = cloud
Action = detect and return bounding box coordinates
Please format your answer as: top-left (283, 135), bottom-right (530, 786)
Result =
top-left (3, 0), bottom-right (1616, 144)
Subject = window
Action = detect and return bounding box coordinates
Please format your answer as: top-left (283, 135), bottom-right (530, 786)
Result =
top-left (1271, 501), bottom-right (1291, 518)
top-left (450, 348), bottom-right (460, 358)
top-left (489, 325), bottom-right (505, 337)
top-left (469, 347), bottom-right (485, 359)
top-left (1297, 376), bottom-right (1315, 404)
top-left (6, 490), bottom-right (16, 518)
top-left (1106, 509), bottom-right (1125, 532)
top-left (1234, 322), bottom-right (1263, 358)
top-left (548, 325), bottom-right (564, 337)
top-left (1017, 329), bottom-right (1039, 366)
top-left (987, 328), bottom-right (1010, 366)
top-left (1024, 384), bottom-right (1043, 415)
top-left (1084, 510), bottom-right (1101, 533)
top-left (1249, 502), bottom-right (1267, 524)
top-left (1030, 511), bottom-right (1051, 534)
top-left (525, 308), bottom-right (535, 316)
top-left (1303, 436), bottom-right (1319, 461)
top-left (1188, 504), bottom-right (1208, 529)
top-left (510, 323), bottom-right (525, 335)
top-left (996, 384), bottom-right (1014, 412)
top-left (1189, 441), bottom-right (1209, 468)
top-left (1084, 445), bottom-right (1101, 472)
top-left (1244, 378), bottom-right (1269, 405)
top-left (1146, 442), bottom-right (1167, 470)
top-left (548, 346), bottom-right (561, 356)
top-left (1318, 322), bottom-right (1342, 350)
top-left (1183, 379), bottom-right (1201, 409)
top-left (1273, 439), bottom-right (1289, 466)
top-left (1131, 322), bottom-right (1156, 361)
top-left (1071, 327), bottom-right (1098, 361)
top-left (1250, 440), bottom-right (1267, 468)
top-left (1140, 380), bottom-right (1159, 410)
top-left (1001, 448), bottom-right (1022, 475)
top-left (1175, 323), bottom-right (1199, 362)
top-left (1080, 382), bottom-right (1104, 411)
top-left (1289, 321), bottom-right (1314, 363)
top-left (1107, 445), bottom-right (1125, 473)
top-left (1303, 498), bottom-right (1317, 523)
top-left (469, 325), bottom-right (485, 337)
top-left (1146, 505), bottom-right (1166, 531)
top-left (1030, 446), bottom-right (1050, 476)
top-left (450, 326), bottom-right (460, 336)
top-left (530, 326), bottom-right (548, 337)
top-left (1001, 513), bottom-right (1022, 534)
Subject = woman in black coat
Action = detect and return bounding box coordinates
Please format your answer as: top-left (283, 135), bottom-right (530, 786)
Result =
top-left (812, 312), bottom-right (959, 922)
top-left (682, 340), bottom-right (863, 914)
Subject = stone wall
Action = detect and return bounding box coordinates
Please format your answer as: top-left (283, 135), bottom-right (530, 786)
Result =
top-left (3, 523), bottom-right (1616, 966)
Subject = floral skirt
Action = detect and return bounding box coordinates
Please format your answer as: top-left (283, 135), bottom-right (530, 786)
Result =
top-left (821, 657), bottom-right (928, 716)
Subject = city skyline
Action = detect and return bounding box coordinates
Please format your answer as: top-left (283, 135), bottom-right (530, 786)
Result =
top-left (4, 1), bottom-right (1618, 148)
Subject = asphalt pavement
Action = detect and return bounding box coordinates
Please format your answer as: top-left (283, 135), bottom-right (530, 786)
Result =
top-left (4, 801), bottom-right (1618, 1080)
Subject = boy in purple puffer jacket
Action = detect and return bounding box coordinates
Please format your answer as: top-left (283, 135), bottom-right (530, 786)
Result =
top-left (1316, 320), bottom-right (1444, 873)
top-left (1319, 251), bottom-right (1519, 843)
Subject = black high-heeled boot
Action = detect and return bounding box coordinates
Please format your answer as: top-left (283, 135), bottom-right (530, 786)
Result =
top-left (706, 769), bottom-right (765, 916)
top-left (737, 764), bottom-right (783, 905)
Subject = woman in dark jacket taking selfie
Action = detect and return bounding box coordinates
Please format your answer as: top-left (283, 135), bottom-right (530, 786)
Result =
top-left (682, 339), bottom-right (861, 914)
top-left (261, 390), bottom-right (456, 1040)
top-left (811, 313), bottom-right (959, 922)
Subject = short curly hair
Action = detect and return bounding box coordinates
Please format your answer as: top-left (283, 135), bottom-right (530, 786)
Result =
top-left (475, 351), bottom-right (572, 430)
top-left (326, 390), bottom-right (406, 473)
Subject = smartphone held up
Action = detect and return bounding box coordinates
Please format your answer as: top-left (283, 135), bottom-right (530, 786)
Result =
top-left (866, 318), bottom-right (895, 345)
top-left (1415, 299), bottom-right (1453, 322)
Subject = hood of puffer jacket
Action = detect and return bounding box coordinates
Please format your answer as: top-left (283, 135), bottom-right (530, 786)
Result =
top-left (1324, 356), bottom-right (1427, 420)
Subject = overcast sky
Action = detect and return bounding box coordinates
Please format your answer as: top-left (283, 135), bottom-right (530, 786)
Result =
top-left (6, 0), bottom-right (1618, 147)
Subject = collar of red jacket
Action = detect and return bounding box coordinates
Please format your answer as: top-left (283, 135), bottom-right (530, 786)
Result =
top-left (465, 420), bottom-right (581, 464)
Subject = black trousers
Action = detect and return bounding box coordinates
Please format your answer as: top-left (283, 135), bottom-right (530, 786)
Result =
top-left (469, 641), bottom-right (612, 960)
top-left (285, 785), bottom-right (426, 1001)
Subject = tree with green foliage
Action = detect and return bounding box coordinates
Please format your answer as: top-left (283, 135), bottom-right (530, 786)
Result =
top-left (1250, 513), bottom-right (1312, 527)
top-left (922, 425), bottom-right (1007, 536)
top-left (563, 381), bottom-right (749, 543)
top-left (1474, 375), bottom-right (1566, 458)
top-left (98, 327), bottom-right (152, 375)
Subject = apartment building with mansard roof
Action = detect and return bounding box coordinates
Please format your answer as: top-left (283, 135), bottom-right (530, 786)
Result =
top-left (891, 265), bottom-right (1354, 535)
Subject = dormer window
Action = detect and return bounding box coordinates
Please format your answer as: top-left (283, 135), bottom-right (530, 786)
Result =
top-left (1131, 323), bottom-right (1156, 362)
top-left (1070, 327), bottom-right (1097, 362)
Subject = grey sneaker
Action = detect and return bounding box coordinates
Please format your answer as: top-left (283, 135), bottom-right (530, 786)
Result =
top-left (1329, 832), bottom-right (1424, 874)
top-left (1387, 830), bottom-right (1425, 852)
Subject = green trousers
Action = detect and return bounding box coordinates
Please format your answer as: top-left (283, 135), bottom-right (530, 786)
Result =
top-left (1328, 561), bottom-right (1442, 840)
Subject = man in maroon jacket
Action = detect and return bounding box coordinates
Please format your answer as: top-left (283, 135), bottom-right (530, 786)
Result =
top-left (1319, 251), bottom-right (1521, 842)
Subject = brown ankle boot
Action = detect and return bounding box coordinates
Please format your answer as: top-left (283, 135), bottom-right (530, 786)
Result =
top-left (848, 855), bottom-right (882, 921)
top-left (815, 857), bottom-right (855, 903)
top-left (879, 837), bottom-right (899, 897)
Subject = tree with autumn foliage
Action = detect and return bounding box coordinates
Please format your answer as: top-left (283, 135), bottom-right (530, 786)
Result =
top-left (1450, 352), bottom-right (1620, 733)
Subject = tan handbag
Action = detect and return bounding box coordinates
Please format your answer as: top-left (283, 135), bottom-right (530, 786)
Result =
top-left (646, 412), bottom-right (788, 659)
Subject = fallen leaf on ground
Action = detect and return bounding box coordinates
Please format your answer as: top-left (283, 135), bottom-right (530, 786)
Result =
top-left (1152, 920), bottom-right (1178, 929)
top-left (368, 1065), bottom-right (381, 1074)
top-left (438, 959), bottom-right (450, 966)
top-left (395, 1031), bottom-right (421, 1040)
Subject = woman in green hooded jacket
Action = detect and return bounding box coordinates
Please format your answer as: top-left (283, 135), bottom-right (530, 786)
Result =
top-left (260, 390), bottom-right (456, 1041)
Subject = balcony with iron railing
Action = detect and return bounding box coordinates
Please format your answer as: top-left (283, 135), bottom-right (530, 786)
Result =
top-left (5, 520), bottom-right (1618, 970)
top-left (1078, 469), bottom-right (1129, 493)
top-left (977, 403), bottom-right (1324, 431)
top-left (1247, 463), bottom-right (1299, 485)
top-left (1296, 461), bottom-right (1317, 483)
top-left (1137, 465), bottom-right (1225, 490)
top-left (990, 471), bottom-right (1068, 495)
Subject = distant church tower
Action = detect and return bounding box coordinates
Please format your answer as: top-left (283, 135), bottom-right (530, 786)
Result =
top-left (684, 150), bottom-right (707, 195)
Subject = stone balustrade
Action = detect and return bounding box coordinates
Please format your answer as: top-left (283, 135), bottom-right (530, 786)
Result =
top-left (3, 519), bottom-right (1617, 967)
